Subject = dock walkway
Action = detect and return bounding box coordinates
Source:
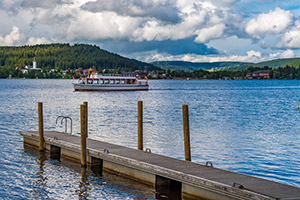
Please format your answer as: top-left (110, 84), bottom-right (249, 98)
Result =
top-left (20, 130), bottom-right (300, 200)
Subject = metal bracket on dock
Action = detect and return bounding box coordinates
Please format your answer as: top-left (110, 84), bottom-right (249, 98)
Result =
top-left (232, 182), bottom-right (244, 189)
top-left (104, 149), bottom-right (109, 154)
top-left (145, 148), bottom-right (151, 153)
top-left (205, 161), bottom-right (213, 167)
top-left (56, 116), bottom-right (72, 134)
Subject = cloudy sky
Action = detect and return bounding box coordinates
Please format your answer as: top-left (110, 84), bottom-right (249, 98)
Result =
top-left (1, 0), bottom-right (300, 63)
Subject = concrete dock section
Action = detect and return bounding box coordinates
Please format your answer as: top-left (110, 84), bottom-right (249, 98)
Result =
top-left (20, 130), bottom-right (300, 200)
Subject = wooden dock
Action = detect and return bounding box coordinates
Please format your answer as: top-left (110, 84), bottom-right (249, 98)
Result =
top-left (20, 130), bottom-right (300, 200)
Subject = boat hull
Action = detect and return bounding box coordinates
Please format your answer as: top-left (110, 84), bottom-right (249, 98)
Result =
top-left (73, 83), bottom-right (149, 91)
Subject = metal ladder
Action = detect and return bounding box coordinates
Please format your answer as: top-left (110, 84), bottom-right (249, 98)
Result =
top-left (56, 116), bottom-right (72, 134)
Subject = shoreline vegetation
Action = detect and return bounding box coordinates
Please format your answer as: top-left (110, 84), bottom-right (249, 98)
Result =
top-left (1, 43), bottom-right (300, 80)
top-left (4, 66), bottom-right (300, 80)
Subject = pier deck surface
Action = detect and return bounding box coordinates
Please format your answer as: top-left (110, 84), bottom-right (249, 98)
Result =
top-left (21, 131), bottom-right (300, 199)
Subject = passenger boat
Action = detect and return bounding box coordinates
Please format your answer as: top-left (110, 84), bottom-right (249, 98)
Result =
top-left (73, 74), bottom-right (149, 91)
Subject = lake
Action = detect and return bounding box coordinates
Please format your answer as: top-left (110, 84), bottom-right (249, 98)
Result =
top-left (1, 79), bottom-right (300, 199)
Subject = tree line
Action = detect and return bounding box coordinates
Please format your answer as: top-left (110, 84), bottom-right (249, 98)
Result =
top-left (270, 65), bottom-right (300, 79)
top-left (0, 43), bottom-right (158, 78)
top-left (167, 65), bottom-right (300, 80)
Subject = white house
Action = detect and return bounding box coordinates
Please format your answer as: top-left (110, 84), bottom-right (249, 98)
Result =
top-left (22, 58), bottom-right (42, 73)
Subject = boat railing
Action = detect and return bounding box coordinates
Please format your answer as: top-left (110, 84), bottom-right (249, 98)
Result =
top-left (101, 73), bottom-right (136, 77)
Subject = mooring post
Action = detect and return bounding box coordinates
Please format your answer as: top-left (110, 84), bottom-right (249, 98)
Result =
top-left (80, 104), bottom-right (87, 168)
top-left (38, 102), bottom-right (44, 151)
top-left (138, 101), bottom-right (143, 150)
top-left (83, 101), bottom-right (88, 138)
top-left (182, 104), bottom-right (191, 161)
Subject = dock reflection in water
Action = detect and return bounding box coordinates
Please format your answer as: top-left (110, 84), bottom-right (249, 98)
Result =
top-left (23, 144), bottom-right (156, 199)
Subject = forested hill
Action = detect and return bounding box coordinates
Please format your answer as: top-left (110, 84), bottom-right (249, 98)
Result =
top-left (0, 43), bottom-right (160, 71)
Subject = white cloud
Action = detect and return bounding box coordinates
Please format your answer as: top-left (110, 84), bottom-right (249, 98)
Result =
top-left (25, 0), bottom-right (239, 44)
top-left (144, 48), bottom-right (299, 63)
top-left (0, 0), bottom-right (299, 63)
top-left (26, 37), bottom-right (51, 45)
top-left (270, 50), bottom-right (295, 59)
top-left (66, 11), bottom-right (143, 41)
top-left (277, 21), bottom-right (300, 48)
top-left (0, 26), bottom-right (23, 46)
top-left (181, 54), bottom-right (195, 61)
top-left (280, 49), bottom-right (295, 58)
top-left (246, 50), bottom-right (261, 59)
top-left (0, 0), bottom-right (241, 46)
top-left (246, 7), bottom-right (292, 39)
top-left (131, 0), bottom-right (237, 42)
top-left (28, 2), bottom-right (144, 41)
top-left (131, 3), bottom-right (209, 42)
top-left (145, 49), bottom-right (263, 63)
top-left (195, 24), bottom-right (226, 43)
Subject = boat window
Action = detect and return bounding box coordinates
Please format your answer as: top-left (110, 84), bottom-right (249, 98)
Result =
top-left (81, 79), bottom-right (87, 84)
top-left (110, 80), bottom-right (114, 84)
top-left (115, 80), bottom-right (120, 84)
top-left (104, 80), bottom-right (109, 84)
top-left (120, 80), bottom-right (125, 84)
top-left (93, 80), bottom-right (99, 84)
top-left (88, 79), bottom-right (92, 84)
top-left (100, 79), bottom-right (104, 84)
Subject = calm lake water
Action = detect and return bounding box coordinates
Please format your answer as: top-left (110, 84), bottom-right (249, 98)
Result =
top-left (1, 79), bottom-right (300, 199)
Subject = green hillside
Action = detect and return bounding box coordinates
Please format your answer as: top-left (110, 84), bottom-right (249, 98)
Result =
top-left (151, 61), bottom-right (251, 72)
top-left (256, 58), bottom-right (300, 68)
top-left (0, 43), bottom-right (160, 72)
top-left (284, 59), bottom-right (300, 68)
top-left (229, 58), bottom-right (300, 71)
top-left (152, 58), bottom-right (300, 72)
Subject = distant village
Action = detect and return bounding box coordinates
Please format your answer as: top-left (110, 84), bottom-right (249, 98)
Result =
top-left (16, 59), bottom-right (168, 79)
top-left (16, 59), bottom-right (274, 80)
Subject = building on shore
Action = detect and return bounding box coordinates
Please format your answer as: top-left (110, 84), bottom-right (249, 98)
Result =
top-left (22, 58), bottom-right (42, 74)
top-left (246, 70), bottom-right (270, 79)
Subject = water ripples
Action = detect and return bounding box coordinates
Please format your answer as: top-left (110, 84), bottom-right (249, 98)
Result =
top-left (1, 79), bottom-right (300, 198)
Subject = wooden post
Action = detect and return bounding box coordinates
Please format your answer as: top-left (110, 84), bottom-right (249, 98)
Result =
top-left (182, 104), bottom-right (191, 161)
top-left (83, 101), bottom-right (88, 138)
top-left (38, 102), bottom-right (44, 151)
top-left (80, 104), bottom-right (87, 167)
top-left (138, 101), bottom-right (143, 150)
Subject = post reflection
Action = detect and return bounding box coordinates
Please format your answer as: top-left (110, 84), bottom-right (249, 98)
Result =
top-left (76, 167), bottom-right (90, 199)
top-left (32, 150), bottom-right (48, 199)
